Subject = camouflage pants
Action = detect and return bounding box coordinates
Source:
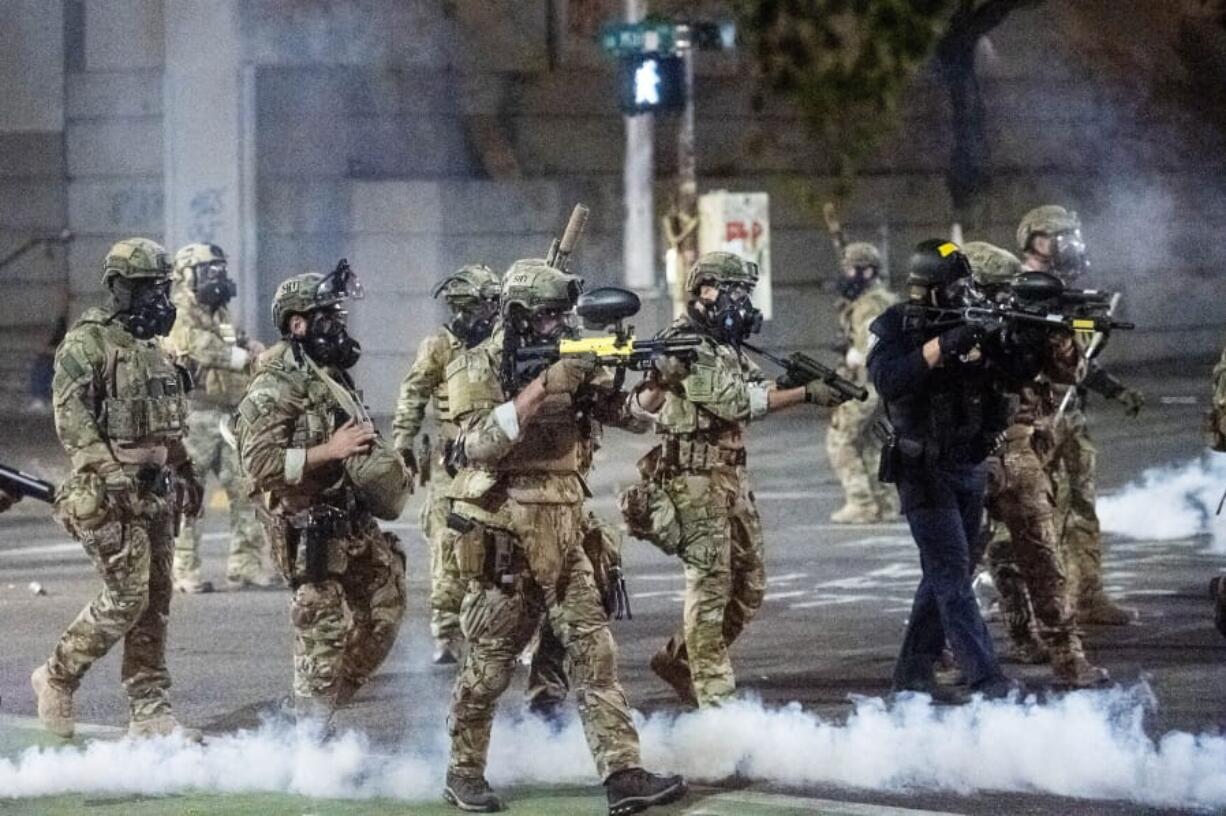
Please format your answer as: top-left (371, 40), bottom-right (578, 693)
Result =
top-left (825, 385), bottom-right (895, 516)
top-left (422, 468), bottom-right (463, 647)
top-left (174, 408), bottom-right (265, 582)
top-left (47, 506), bottom-right (176, 721)
top-left (524, 513), bottom-right (622, 712)
top-left (1051, 406), bottom-right (1106, 607)
top-left (656, 466), bottom-right (766, 707)
top-left (449, 499), bottom-right (640, 781)
top-left (986, 433), bottom-right (1080, 654)
top-left (287, 518), bottom-right (407, 700)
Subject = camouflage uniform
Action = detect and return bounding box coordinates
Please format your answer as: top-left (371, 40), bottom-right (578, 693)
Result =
top-left (827, 280), bottom-right (898, 523)
top-left (444, 305), bottom-right (646, 783)
top-left (236, 273), bottom-right (408, 710)
top-left (392, 326), bottom-right (465, 652)
top-left (165, 250), bottom-right (265, 587)
top-left (39, 238), bottom-right (200, 728)
top-left (633, 312), bottom-right (770, 707)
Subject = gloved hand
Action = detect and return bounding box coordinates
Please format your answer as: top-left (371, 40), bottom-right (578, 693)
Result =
top-left (541, 354), bottom-right (596, 395)
top-left (804, 380), bottom-right (849, 407)
top-left (1117, 387), bottom-right (1145, 418)
top-left (0, 488), bottom-right (18, 513)
top-left (938, 324), bottom-right (985, 358)
top-left (651, 353), bottom-right (690, 388)
top-left (969, 430), bottom-right (1005, 463)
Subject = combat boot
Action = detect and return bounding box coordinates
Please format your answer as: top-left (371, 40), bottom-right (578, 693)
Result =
top-left (1002, 636), bottom-right (1050, 665)
top-left (605, 767), bottom-right (687, 816)
top-left (649, 651), bottom-right (697, 707)
top-left (31, 664), bottom-right (74, 738)
top-left (443, 771), bottom-right (505, 812)
top-left (830, 503), bottom-right (879, 524)
top-left (1211, 576), bottom-right (1226, 638)
top-left (127, 714), bottom-right (203, 743)
top-left (226, 569), bottom-right (280, 590)
top-left (1051, 647), bottom-right (1109, 688)
top-left (173, 575), bottom-right (215, 594)
top-left (1076, 595), bottom-right (1137, 626)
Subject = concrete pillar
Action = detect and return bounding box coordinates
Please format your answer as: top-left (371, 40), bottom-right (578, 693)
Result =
top-left (163, 0), bottom-right (257, 333)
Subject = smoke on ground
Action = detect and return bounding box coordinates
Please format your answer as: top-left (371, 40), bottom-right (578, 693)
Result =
top-left (3, 686), bottom-right (1226, 809)
top-left (1097, 454), bottom-right (1226, 552)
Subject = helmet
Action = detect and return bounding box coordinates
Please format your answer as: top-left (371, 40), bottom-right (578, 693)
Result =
top-left (842, 242), bottom-right (882, 270)
top-left (906, 239), bottom-right (972, 305)
top-left (272, 272), bottom-right (350, 333)
top-left (1016, 205), bottom-right (1081, 253)
top-left (173, 243), bottom-right (226, 285)
top-left (964, 241), bottom-right (1022, 289)
top-left (432, 264), bottom-right (500, 306)
top-left (684, 251), bottom-right (759, 295)
top-left (101, 238), bottom-right (172, 288)
top-left (500, 259), bottom-right (582, 318)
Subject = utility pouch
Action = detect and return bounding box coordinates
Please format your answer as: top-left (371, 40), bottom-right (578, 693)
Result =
top-left (301, 505), bottom-right (345, 584)
top-left (488, 529), bottom-right (519, 590)
top-left (448, 512), bottom-right (485, 579)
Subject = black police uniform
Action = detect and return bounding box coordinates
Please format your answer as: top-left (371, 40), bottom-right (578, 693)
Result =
top-left (868, 302), bottom-right (1015, 693)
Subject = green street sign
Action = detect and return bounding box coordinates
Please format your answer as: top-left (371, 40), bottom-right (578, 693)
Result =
top-left (599, 22), bottom-right (681, 56)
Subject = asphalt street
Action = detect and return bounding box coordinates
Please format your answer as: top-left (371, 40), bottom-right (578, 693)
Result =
top-left (0, 369), bottom-right (1222, 815)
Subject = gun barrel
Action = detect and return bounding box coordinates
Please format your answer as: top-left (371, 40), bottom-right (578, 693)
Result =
top-left (0, 463), bottom-right (55, 504)
top-left (558, 204), bottom-right (590, 257)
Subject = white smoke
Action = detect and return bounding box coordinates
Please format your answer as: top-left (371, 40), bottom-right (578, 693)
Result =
top-left (4, 687), bottom-right (1226, 809)
top-left (1097, 454), bottom-right (1226, 552)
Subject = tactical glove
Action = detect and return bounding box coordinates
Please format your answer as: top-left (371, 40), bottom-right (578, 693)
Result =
top-left (938, 324), bottom-right (985, 358)
top-left (541, 354), bottom-right (596, 395)
top-left (804, 380), bottom-right (847, 407)
top-left (651, 353), bottom-right (690, 388)
top-left (1117, 387), bottom-right (1145, 418)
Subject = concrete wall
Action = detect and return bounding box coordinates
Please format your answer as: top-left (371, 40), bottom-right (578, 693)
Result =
top-left (4, 0), bottom-right (1225, 414)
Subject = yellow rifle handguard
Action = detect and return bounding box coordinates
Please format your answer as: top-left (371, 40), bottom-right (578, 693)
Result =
top-left (557, 335), bottom-right (636, 358)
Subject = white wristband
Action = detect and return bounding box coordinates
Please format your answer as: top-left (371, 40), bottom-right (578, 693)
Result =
top-left (493, 401), bottom-right (521, 442)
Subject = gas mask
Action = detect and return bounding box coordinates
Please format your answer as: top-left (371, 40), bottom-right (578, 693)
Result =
top-left (111, 278), bottom-right (177, 340)
top-left (837, 265), bottom-right (877, 301)
top-left (525, 306), bottom-right (576, 344)
top-left (301, 307), bottom-right (361, 370)
top-left (1050, 229), bottom-right (1089, 280)
top-left (448, 299), bottom-right (498, 347)
top-left (693, 283), bottom-right (762, 345)
top-left (193, 261), bottom-right (237, 310)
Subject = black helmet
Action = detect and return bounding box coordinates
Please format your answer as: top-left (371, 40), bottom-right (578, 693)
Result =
top-left (906, 239), bottom-right (973, 306)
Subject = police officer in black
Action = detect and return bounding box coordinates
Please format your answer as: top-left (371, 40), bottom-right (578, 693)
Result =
top-left (867, 239), bottom-right (1018, 699)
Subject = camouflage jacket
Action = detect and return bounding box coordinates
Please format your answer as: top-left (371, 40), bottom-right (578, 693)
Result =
top-left (1010, 330), bottom-right (1082, 438)
top-left (53, 306), bottom-right (189, 474)
top-left (165, 291), bottom-right (254, 409)
top-left (837, 283), bottom-right (897, 385)
top-left (446, 327), bottom-right (643, 506)
top-left (235, 341), bottom-right (364, 513)
top-left (392, 326), bottom-right (462, 451)
top-left (647, 315), bottom-right (769, 449)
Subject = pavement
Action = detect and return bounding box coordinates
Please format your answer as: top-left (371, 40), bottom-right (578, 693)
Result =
top-left (0, 370), bottom-right (1222, 815)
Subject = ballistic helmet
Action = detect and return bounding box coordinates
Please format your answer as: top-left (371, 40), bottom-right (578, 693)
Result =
top-left (102, 238), bottom-right (172, 288)
top-left (500, 259), bottom-right (582, 318)
top-left (964, 241), bottom-right (1022, 289)
top-left (432, 264), bottom-right (501, 306)
top-left (906, 239), bottom-right (972, 303)
top-left (271, 260), bottom-right (363, 334)
top-left (842, 242), bottom-right (882, 270)
top-left (684, 251), bottom-right (759, 295)
top-left (173, 243), bottom-right (226, 284)
top-left (1016, 205), bottom-right (1081, 253)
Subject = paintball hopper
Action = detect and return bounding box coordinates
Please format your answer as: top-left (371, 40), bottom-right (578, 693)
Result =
top-left (577, 286), bottom-right (641, 330)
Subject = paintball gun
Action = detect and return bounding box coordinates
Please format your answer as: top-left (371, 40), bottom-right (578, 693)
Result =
top-left (0, 463), bottom-right (55, 504)
top-left (513, 287), bottom-right (701, 382)
top-left (741, 342), bottom-right (869, 403)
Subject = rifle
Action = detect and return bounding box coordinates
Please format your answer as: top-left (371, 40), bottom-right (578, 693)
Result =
top-left (512, 287), bottom-right (700, 381)
top-left (416, 434), bottom-right (433, 486)
top-left (741, 342), bottom-right (869, 403)
top-left (0, 463), bottom-right (55, 504)
top-left (545, 204), bottom-right (589, 274)
top-left (1053, 291), bottom-right (1121, 426)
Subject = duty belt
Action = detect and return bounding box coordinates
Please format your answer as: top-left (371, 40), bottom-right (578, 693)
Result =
top-left (662, 437), bottom-right (746, 471)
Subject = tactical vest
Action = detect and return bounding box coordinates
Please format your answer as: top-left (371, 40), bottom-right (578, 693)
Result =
top-left (654, 334), bottom-right (750, 446)
top-left (68, 311), bottom-right (188, 445)
top-left (431, 329), bottom-right (462, 440)
top-left (168, 298), bottom-right (250, 408)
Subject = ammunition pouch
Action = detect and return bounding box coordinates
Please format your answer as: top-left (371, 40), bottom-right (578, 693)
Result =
top-left (661, 437), bottom-right (746, 472)
top-left (446, 512), bottom-right (523, 590)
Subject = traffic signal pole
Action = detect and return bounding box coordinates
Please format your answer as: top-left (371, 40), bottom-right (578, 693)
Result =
top-left (622, 0), bottom-right (656, 292)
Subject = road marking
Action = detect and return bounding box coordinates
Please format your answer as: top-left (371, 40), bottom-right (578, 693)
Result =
top-left (684, 790), bottom-right (964, 815)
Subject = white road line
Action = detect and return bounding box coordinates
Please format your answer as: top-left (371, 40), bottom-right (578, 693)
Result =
top-left (684, 790), bottom-right (964, 815)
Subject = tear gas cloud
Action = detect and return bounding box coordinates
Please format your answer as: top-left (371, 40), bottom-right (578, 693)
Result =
top-left (4, 687), bottom-right (1226, 809)
top-left (1098, 453), bottom-right (1226, 552)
